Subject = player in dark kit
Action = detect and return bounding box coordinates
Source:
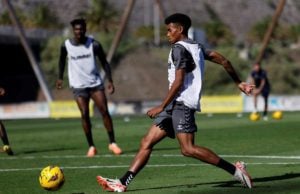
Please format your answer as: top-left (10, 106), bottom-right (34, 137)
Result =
top-left (250, 63), bottom-right (270, 120)
top-left (96, 13), bottom-right (254, 192)
top-left (0, 87), bottom-right (14, 155)
top-left (56, 18), bottom-right (122, 157)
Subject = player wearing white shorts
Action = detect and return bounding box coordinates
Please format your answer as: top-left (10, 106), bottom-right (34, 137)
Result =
top-left (96, 13), bottom-right (254, 192)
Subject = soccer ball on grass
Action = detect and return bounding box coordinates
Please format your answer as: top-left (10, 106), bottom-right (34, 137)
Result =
top-left (249, 112), bottom-right (260, 121)
top-left (39, 165), bottom-right (65, 191)
top-left (272, 111), bottom-right (283, 120)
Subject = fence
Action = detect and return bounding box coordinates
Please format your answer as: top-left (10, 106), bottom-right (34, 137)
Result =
top-left (0, 95), bottom-right (299, 119)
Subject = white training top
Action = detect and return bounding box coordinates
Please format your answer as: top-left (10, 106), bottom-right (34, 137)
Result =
top-left (65, 37), bottom-right (102, 88)
top-left (168, 40), bottom-right (205, 111)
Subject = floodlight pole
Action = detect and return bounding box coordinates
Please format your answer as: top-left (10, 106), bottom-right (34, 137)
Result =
top-left (153, 2), bottom-right (160, 45)
top-left (153, 0), bottom-right (165, 46)
top-left (106, 0), bottom-right (135, 63)
top-left (155, 0), bottom-right (165, 20)
top-left (255, 0), bottom-right (286, 64)
top-left (3, 0), bottom-right (53, 102)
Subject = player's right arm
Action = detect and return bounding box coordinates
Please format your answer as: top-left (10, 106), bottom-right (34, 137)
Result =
top-left (205, 50), bottom-right (254, 95)
top-left (56, 43), bottom-right (67, 89)
top-left (93, 40), bottom-right (115, 94)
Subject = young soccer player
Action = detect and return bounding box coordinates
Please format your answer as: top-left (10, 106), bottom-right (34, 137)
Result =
top-left (250, 63), bottom-right (271, 121)
top-left (0, 87), bottom-right (14, 156)
top-left (96, 13), bottom-right (254, 192)
top-left (56, 18), bottom-right (122, 157)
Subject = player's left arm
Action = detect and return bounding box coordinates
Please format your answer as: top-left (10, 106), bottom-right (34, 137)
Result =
top-left (147, 44), bottom-right (186, 118)
top-left (205, 50), bottom-right (254, 95)
top-left (254, 79), bottom-right (266, 94)
top-left (94, 41), bottom-right (114, 94)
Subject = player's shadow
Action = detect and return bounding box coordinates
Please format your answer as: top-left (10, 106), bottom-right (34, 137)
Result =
top-left (17, 147), bottom-right (76, 155)
top-left (214, 172), bottom-right (300, 188)
top-left (125, 146), bottom-right (179, 154)
top-left (129, 172), bottom-right (300, 192)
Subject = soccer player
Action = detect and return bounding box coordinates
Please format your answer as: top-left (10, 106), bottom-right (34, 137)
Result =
top-left (96, 13), bottom-right (254, 192)
top-left (250, 63), bottom-right (271, 121)
top-left (0, 87), bottom-right (14, 155)
top-left (56, 18), bottom-right (122, 157)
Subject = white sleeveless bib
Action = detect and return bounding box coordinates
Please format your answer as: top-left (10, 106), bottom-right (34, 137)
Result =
top-left (168, 41), bottom-right (205, 111)
top-left (65, 37), bottom-right (102, 88)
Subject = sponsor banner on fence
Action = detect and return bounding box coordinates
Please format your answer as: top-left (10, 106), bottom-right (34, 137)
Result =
top-left (0, 102), bottom-right (49, 119)
top-left (50, 101), bottom-right (94, 118)
top-left (107, 102), bottom-right (136, 115)
top-left (201, 95), bottom-right (243, 113)
top-left (1, 95), bottom-right (300, 119)
top-left (244, 95), bottom-right (300, 112)
top-left (107, 101), bottom-right (162, 115)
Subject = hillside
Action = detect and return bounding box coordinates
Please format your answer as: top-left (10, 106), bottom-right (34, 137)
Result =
top-left (1, 0), bottom-right (300, 101)
top-left (1, 0), bottom-right (300, 40)
top-left (110, 47), bottom-right (169, 101)
top-left (50, 46), bottom-right (170, 101)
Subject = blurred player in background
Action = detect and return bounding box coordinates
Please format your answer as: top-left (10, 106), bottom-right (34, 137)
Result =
top-left (96, 13), bottom-right (254, 192)
top-left (250, 63), bottom-right (271, 120)
top-left (0, 87), bottom-right (14, 155)
top-left (56, 18), bottom-right (122, 157)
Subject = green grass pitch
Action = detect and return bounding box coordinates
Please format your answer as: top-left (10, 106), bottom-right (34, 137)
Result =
top-left (0, 111), bottom-right (300, 194)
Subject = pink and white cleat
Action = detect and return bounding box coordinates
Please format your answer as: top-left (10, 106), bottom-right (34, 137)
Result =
top-left (96, 175), bottom-right (127, 192)
top-left (234, 161), bottom-right (253, 188)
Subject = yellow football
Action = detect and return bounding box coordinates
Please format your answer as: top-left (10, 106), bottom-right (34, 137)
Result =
top-left (272, 111), bottom-right (283, 120)
top-left (249, 112), bottom-right (260, 121)
top-left (3, 145), bottom-right (9, 151)
top-left (39, 165), bottom-right (65, 191)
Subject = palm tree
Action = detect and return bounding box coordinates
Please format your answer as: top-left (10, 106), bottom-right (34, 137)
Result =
top-left (81, 0), bottom-right (119, 33)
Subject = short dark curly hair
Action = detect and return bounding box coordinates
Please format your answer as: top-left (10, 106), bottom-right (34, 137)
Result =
top-left (70, 18), bottom-right (86, 28)
top-left (164, 13), bottom-right (191, 35)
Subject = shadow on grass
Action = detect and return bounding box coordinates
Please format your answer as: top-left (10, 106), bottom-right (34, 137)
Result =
top-left (214, 172), bottom-right (300, 187)
top-left (16, 147), bottom-right (77, 155)
top-left (125, 146), bottom-right (179, 154)
top-left (129, 172), bottom-right (300, 193)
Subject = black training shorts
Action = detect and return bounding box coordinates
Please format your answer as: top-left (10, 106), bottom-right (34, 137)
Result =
top-left (154, 101), bottom-right (197, 139)
top-left (72, 84), bottom-right (104, 99)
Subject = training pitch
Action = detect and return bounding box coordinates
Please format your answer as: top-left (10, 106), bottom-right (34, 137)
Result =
top-left (0, 111), bottom-right (300, 194)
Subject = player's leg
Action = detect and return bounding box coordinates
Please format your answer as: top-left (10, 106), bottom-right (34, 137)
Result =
top-left (173, 102), bottom-right (252, 188)
top-left (126, 124), bottom-right (168, 174)
top-left (177, 133), bottom-right (220, 164)
top-left (0, 121), bottom-right (14, 155)
top-left (0, 121), bottom-right (9, 145)
top-left (177, 133), bottom-right (236, 174)
top-left (176, 133), bottom-right (236, 178)
top-left (173, 103), bottom-right (221, 164)
top-left (75, 96), bottom-right (96, 156)
top-left (91, 89), bottom-right (113, 140)
top-left (253, 93), bottom-right (258, 113)
top-left (117, 110), bottom-right (174, 187)
top-left (262, 91), bottom-right (269, 120)
top-left (91, 88), bottom-right (122, 155)
top-left (176, 130), bottom-right (252, 188)
top-left (171, 102), bottom-right (215, 162)
top-left (97, 124), bottom-right (168, 192)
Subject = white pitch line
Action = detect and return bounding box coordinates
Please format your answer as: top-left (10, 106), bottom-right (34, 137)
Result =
top-left (1, 162), bottom-right (300, 172)
top-left (221, 155), bottom-right (300, 159)
top-left (1, 154), bottom-right (300, 160)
